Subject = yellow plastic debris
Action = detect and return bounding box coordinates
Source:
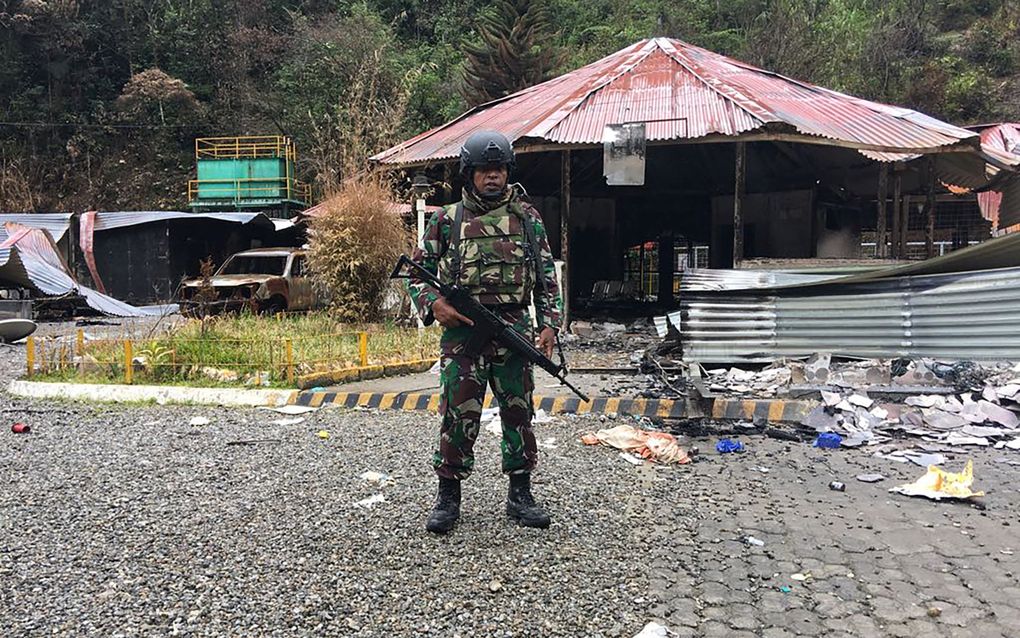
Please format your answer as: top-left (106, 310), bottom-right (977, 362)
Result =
top-left (317, 430), bottom-right (330, 440)
top-left (890, 459), bottom-right (984, 501)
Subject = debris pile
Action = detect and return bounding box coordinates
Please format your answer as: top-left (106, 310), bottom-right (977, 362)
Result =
top-left (703, 365), bottom-right (792, 397)
top-left (800, 371), bottom-right (1020, 451)
top-left (697, 354), bottom-right (980, 398)
top-left (564, 319), bottom-right (658, 368)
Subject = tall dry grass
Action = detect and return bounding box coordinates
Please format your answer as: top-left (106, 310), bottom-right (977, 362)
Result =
top-left (307, 175), bottom-right (413, 322)
top-left (0, 157), bottom-right (37, 211)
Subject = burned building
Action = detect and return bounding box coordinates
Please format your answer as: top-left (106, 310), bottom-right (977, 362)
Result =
top-left (373, 38), bottom-right (1019, 321)
top-left (0, 211), bottom-right (303, 314)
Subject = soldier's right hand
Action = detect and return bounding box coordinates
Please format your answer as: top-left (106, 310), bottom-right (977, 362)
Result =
top-left (433, 297), bottom-right (474, 328)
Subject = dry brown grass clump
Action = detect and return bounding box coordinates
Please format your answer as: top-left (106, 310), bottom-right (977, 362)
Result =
top-left (0, 158), bottom-right (36, 211)
top-left (307, 176), bottom-right (412, 321)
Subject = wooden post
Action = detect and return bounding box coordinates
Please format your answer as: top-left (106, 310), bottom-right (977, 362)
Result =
top-left (76, 328), bottom-right (84, 356)
top-left (733, 142), bottom-right (746, 267)
top-left (285, 338), bottom-right (294, 385)
top-left (124, 340), bottom-right (133, 385)
top-left (560, 150), bottom-right (571, 329)
top-left (891, 169), bottom-right (902, 258)
top-left (925, 156), bottom-right (936, 258)
top-left (900, 195), bottom-right (911, 259)
top-left (639, 242), bottom-right (646, 297)
top-left (26, 336), bottom-right (34, 378)
top-left (876, 164), bottom-right (888, 258)
top-left (442, 164), bottom-right (453, 202)
top-left (358, 331), bottom-right (369, 367)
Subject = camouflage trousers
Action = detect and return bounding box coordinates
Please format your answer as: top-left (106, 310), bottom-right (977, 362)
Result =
top-left (433, 320), bottom-right (537, 480)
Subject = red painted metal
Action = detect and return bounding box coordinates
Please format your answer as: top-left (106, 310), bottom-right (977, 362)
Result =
top-left (373, 38), bottom-right (980, 166)
top-left (971, 123), bottom-right (1020, 230)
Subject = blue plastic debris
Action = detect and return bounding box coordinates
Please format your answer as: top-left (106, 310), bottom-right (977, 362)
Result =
top-left (780, 586), bottom-right (792, 593)
top-left (813, 433), bottom-right (843, 449)
top-left (716, 438), bottom-right (744, 454)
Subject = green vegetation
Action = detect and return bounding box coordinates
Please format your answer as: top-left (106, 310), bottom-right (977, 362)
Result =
top-left (461, 0), bottom-right (564, 106)
top-left (1, 0), bottom-right (1018, 211)
top-left (31, 313), bottom-right (440, 388)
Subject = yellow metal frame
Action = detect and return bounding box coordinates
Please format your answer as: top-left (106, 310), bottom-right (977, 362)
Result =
top-left (195, 136), bottom-right (297, 161)
top-left (188, 177), bottom-right (311, 203)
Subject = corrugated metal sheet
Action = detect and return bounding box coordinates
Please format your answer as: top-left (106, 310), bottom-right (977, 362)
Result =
top-left (0, 223), bottom-right (176, 317)
top-left (678, 232), bottom-right (1020, 363)
top-left (373, 37), bottom-right (982, 166)
top-left (0, 214), bottom-right (74, 267)
top-left (0, 213), bottom-right (74, 241)
top-left (972, 124), bottom-right (1020, 229)
top-left (92, 211), bottom-right (275, 231)
top-left (681, 269), bottom-right (839, 291)
top-left (681, 267), bottom-right (1020, 363)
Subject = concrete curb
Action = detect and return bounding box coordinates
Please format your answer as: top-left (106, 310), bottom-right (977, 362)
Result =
top-left (7, 380), bottom-right (820, 423)
top-left (287, 390), bottom-right (818, 423)
top-left (8, 380), bottom-right (298, 407)
top-left (296, 359), bottom-right (436, 390)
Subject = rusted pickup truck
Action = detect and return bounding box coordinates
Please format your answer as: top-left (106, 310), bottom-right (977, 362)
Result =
top-left (177, 248), bottom-right (325, 314)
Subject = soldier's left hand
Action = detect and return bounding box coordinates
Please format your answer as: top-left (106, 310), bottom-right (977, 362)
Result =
top-left (536, 327), bottom-right (556, 358)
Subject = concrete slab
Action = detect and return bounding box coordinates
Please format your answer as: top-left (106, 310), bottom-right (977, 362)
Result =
top-left (9, 380), bottom-right (296, 407)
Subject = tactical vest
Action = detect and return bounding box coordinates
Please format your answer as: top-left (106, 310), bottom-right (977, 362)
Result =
top-left (440, 201), bottom-right (533, 307)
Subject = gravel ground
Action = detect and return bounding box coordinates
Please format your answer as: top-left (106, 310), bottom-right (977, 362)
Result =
top-left (1, 395), bottom-right (696, 637)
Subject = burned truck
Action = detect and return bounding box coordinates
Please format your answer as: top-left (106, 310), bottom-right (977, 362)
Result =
top-left (177, 248), bottom-right (325, 314)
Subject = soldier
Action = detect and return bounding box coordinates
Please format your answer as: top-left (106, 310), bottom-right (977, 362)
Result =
top-left (407, 130), bottom-right (562, 534)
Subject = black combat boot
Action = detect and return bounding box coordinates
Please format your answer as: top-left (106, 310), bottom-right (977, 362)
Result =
top-left (425, 477), bottom-right (461, 534)
top-left (506, 473), bottom-right (551, 528)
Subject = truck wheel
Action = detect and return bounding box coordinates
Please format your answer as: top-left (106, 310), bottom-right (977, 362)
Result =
top-left (261, 296), bottom-right (287, 315)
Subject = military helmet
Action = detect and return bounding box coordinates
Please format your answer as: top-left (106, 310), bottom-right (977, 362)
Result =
top-left (459, 130), bottom-right (515, 178)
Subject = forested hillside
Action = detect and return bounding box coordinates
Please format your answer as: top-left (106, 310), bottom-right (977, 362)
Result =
top-left (1, 0), bottom-right (1017, 211)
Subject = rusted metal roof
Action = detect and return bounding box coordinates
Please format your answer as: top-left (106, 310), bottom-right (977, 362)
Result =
top-left (301, 201), bottom-right (443, 218)
top-left (972, 124), bottom-right (1020, 230)
top-left (373, 38), bottom-right (982, 166)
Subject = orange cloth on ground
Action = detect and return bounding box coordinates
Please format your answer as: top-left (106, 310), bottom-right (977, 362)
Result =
top-left (581, 424), bottom-right (690, 464)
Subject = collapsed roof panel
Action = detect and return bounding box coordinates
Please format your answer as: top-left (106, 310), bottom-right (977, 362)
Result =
top-left (0, 222), bottom-right (176, 317)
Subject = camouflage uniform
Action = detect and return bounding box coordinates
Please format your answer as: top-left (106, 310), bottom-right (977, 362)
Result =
top-left (408, 186), bottom-right (562, 480)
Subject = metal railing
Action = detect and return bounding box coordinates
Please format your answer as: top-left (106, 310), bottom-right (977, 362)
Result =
top-left (195, 136), bottom-right (297, 160)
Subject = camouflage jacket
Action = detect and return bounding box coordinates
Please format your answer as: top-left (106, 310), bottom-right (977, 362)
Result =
top-left (407, 187), bottom-right (562, 331)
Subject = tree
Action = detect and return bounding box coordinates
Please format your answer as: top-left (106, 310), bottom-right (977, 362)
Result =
top-left (460, 0), bottom-right (564, 106)
top-left (115, 68), bottom-right (201, 124)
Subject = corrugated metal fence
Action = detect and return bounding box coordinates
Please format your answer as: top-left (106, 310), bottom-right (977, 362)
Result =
top-left (675, 233), bottom-right (1020, 363)
top-left (680, 267), bottom-right (1020, 363)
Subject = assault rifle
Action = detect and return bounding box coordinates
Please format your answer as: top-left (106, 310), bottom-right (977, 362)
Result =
top-left (391, 255), bottom-right (589, 402)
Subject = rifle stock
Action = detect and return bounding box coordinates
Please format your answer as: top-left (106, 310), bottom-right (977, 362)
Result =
top-left (392, 255), bottom-right (589, 402)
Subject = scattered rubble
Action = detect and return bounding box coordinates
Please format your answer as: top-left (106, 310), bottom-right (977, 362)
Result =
top-left (799, 371), bottom-right (1020, 453)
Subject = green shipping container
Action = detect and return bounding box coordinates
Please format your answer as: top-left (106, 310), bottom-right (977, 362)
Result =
top-left (188, 136), bottom-right (309, 213)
